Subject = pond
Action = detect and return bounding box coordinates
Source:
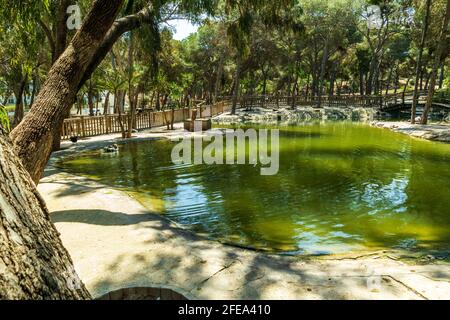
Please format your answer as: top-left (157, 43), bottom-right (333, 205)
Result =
top-left (57, 122), bottom-right (450, 255)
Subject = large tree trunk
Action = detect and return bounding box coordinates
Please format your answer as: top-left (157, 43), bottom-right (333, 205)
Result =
top-left (41, 0), bottom-right (71, 64)
top-left (366, 59), bottom-right (376, 95)
top-left (51, 107), bottom-right (72, 153)
top-left (402, 76), bottom-right (411, 105)
top-left (12, 77), bottom-right (28, 127)
top-left (317, 39), bottom-right (329, 107)
top-left (213, 55), bottom-right (224, 103)
top-left (439, 63), bottom-right (445, 89)
top-left (88, 81), bottom-right (95, 116)
top-left (420, 67), bottom-right (424, 90)
top-left (29, 72), bottom-right (38, 109)
top-left (424, 72), bottom-right (431, 90)
top-left (421, 0), bottom-right (450, 124)
top-left (329, 61), bottom-right (337, 97)
top-left (12, 101), bottom-right (24, 128)
top-left (115, 90), bottom-right (126, 113)
top-left (0, 132), bottom-right (90, 299)
top-left (291, 79), bottom-right (298, 109)
top-left (394, 67), bottom-right (399, 94)
top-left (49, 0), bottom-right (76, 152)
top-left (53, 0), bottom-right (71, 63)
top-left (127, 32), bottom-right (135, 139)
top-left (373, 59), bottom-right (382, 95)
top-left (261, 64), bottom-right (269, 97)
top-left (231, 55), bottom-right (241, 115)
top-left (10, 0), bottom-right (124, 184)
top-left (291, 62), bottom-right (300, 109)
top-left (80, 6), bottom-right (153, 90)
top-left (103, 92), bottom-right (110, 114)
top-left (156, 91), bottom-right (161, 111)
top-left (385, 65), bottom-right (394, 95)
top-left (359, 69), bottom-right (365, 95)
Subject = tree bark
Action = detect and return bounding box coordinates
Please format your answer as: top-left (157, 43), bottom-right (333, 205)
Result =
top-left (12, 78), bottom-right (27, 127)
top-left (127, 32), bottom-right (135, 139)
top-left (318, 39), bottom-right (329, 107)
top-left (50, 2), bottom-right (146, 151)
top-left (421, 0), bottom-right (450, 124)
top-left (403, 76), bottom-right (411, 105)
top-left (329, 61), bottom-right (337, 97)
top-left (10, 0), bottom-right (124, 184)
top-left (366, 59), bottom-right (376, 95)
top-left (213, 55), bottom-right (224, 103)
top-left (420, 67), bottom-right (424, 90)
top-left (39, 19), bottom-right (56, 61)
top-left (439, 63), bottom-right (445, 89)
top-left (291, 62), bottom-right (300, 109)
top-left (79, 6), bottom-right (153, 90)
top-left (103, 92), bottom-right (110, 114)
top-left (385, 65), bottom-right (394, 95)
top-left (373, 58), bottom-right (382, 95)
top-left (54, 0), bottom-right (71, 63)
top-left (29, 72), bottom-right (38, 109)
top-left (0, 132), bottom-right (91, 299)
top-left (88, 81), bottom-right (95, 116)
top-left (291, 80), bottom-right (298, 109)
top-left (359, 70), bottom-right (365, 95)
top-left (231, 55), bottom-right (241, 115)
top-left (117, 98), bottom-right (126, 139)
top-left (156, 92), bottom-right (161, 111)
top-left (49, 0), bottom-right (80, 151)
top-left (424, 72), bottom-right (431, 90)
top-left (394, 66), bottom-right (399, 94)
top-left (115, 90), bottom-right (126, 113)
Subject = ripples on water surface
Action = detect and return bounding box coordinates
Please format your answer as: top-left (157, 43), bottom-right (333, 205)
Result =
top-left (57, 122), bottom-right (450, 255)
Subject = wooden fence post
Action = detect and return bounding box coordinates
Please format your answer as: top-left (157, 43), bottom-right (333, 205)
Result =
top-left (105, 115), bottom-right (110, 134)
top-left (147, 111), bottom-right (153, 129)
top-left (80, 116), bottom-right (86, 137)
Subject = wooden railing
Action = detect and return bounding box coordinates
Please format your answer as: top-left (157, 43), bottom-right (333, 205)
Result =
top-left (219, 90), bottom-right (435, 110)
top-left (61, 90), bottom-right (448, 140)
top-left (61, 101), bottom-right (231, 140)
top-left (219, 95), bottom-right (384, 109)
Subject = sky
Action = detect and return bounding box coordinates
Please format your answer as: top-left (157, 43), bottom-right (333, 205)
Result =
top-left (168, 19), bottom-right (199, 41)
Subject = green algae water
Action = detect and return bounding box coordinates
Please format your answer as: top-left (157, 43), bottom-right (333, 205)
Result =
top-left (57, 122), bottom-right (450, 255)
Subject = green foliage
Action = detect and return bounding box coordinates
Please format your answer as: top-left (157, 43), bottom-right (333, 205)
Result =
top-left (434, 88), bottom-right (450, 101)
top-left (0, 0), bottom-right (50, 21)
top-left (0, 105), bottom-right (10, 133)
top-left (0, 0), bottom-right (449, 117)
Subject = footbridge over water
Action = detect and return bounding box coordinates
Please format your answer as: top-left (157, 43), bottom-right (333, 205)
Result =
top-left (224, 91), bottom-right (450, 116)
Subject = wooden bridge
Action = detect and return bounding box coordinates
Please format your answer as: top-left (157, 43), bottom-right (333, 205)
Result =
top-left (61, 91), bottom-right (450, 140)
top-left (381, 94), bottom-right (450, 114)
top-left (225, 90), bottom-right (450, 112)
top-left (229, 95), bottom-right (383, 109)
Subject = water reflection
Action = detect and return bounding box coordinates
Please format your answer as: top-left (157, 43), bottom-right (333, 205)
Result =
top-left (57, 122), bottom-right (450, 254)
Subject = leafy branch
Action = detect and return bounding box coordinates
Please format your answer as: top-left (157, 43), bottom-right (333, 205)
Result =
top-left (0, 104), bottom-right (10, 133)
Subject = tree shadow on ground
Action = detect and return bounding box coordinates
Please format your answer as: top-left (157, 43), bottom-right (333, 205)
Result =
top-left (42, 180), bottom-right (105, 198)
top-left (51, 209), bottom-right (155, 226)
top-left (76, 209), bottom-right (435, 300)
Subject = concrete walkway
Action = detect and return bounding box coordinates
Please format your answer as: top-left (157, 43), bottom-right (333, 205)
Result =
top-left (37, 128), bottom-right (450, 300)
